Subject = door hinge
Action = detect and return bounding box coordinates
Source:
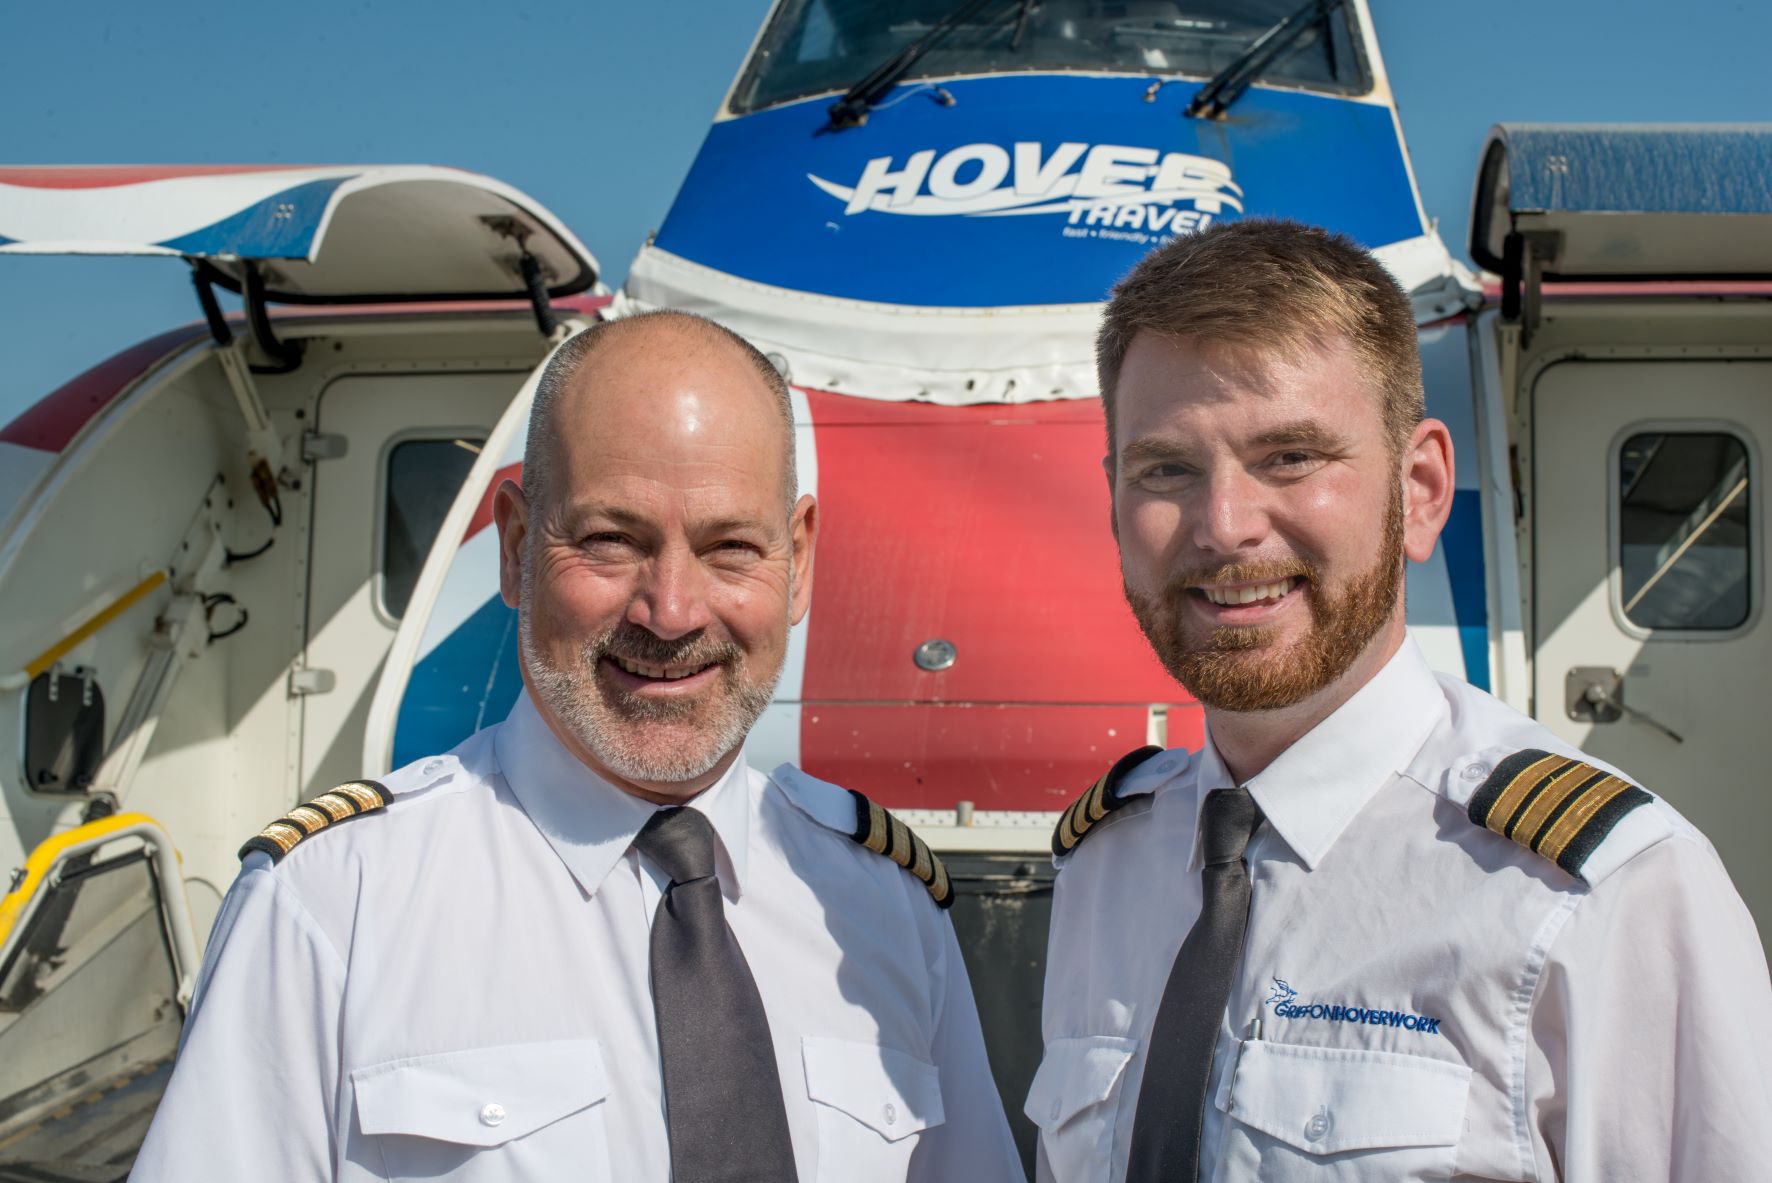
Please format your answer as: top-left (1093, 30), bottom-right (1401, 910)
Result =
top-left (288, 668), bottom-right (337, 696)
top-left (301, 432), bottom-right (349, 462)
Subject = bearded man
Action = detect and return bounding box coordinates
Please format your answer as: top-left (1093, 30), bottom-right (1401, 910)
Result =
top-left (132, 311), bottom-right (1023, 1183)
top-left (1028, 221), bottom-right (1771, 1183)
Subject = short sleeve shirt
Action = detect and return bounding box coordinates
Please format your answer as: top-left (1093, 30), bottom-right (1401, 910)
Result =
top-left (1033, 640), bottom-right (1772, 1182)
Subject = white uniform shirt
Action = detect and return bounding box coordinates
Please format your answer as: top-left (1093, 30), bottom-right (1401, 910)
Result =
top-left (132, 692), bottom-right (1024, 1182)
top-left (1033, 640), bottom-right (1772, 1182)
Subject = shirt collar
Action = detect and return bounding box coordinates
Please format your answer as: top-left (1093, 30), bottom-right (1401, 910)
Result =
top-left (1189, 638), bottom-right (1446, 872)
top-left (493, 690), bottom-right (752, 900)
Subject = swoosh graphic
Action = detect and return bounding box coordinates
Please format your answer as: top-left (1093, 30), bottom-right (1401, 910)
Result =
top-left (807, 173), bottom-right (1244, 218)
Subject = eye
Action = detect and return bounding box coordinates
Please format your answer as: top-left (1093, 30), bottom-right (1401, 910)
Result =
top-left (707, 538), bottom-right (764, 562)
top-left (1134, 461), bottom-right (1193, 490)
top-left (579, 531), bottom-right (633, 551)
top-left (1264, 450), bottom-right (1323, 474)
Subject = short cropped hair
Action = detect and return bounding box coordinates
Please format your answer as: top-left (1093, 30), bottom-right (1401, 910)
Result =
top-left (522, 310), bottom-right (797, 513)
top-left (1096, 218), bottom-right (1423, 456)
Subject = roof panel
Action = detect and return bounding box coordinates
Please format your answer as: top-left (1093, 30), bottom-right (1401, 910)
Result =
top-left (0, 165), bottom-right (599, 303)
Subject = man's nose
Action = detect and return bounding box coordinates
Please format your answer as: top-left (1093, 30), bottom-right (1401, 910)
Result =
top-left (627, 543), bottom-right (714, 640)
top-left (1191, 466), bottom-right (1270, 554)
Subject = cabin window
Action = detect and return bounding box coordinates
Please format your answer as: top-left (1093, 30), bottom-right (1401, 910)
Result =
top-left (1616, 431), bottom-right (1752, 632)
top-left (732, 0), bottom-right (1368, 114)
top-left (381, 436), bottom-right (486, 620)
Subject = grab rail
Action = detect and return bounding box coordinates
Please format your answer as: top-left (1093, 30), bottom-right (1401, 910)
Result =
top-left (0, 570), bottom-right (168, 693)
top-left (0, 811), bottom-right (199, 1010)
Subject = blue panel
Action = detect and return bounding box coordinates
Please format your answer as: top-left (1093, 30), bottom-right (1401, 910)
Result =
top-left (392, 593), bottom-right (524, 768)
top-left (157, 177), bottom-right (347, 260)
top-left (657, 76), bottom-right (1424, 308)
top-left (1439, 489), bottom-right (1490, 692)
top-left (1499, 125), bottom-right (1772, 217)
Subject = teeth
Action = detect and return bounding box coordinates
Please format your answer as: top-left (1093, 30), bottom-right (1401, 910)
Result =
top-left (613, 656), bottom-right (708, 681)
top-left (1202, 578), bottom-right (1297, 606)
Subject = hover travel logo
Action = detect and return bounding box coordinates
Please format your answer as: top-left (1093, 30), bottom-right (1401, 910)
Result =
top-left (807, 141), bottom-right (1244, 242)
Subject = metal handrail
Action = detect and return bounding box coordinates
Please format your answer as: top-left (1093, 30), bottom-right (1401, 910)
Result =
top-left (0, 570), bottom-right (169, 693)
top-left (0, 812), bottom-right (199, 1010)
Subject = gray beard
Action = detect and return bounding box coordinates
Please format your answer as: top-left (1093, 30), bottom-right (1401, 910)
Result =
top-left (518, 569), bottom-right (782, 785)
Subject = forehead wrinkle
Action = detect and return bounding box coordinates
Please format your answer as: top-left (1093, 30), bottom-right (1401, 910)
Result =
top-left (552, 489), bottom-right (780, 538)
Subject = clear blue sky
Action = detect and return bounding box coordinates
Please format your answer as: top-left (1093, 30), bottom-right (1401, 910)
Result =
top-left (2, 0), bottom-right (1767, 421)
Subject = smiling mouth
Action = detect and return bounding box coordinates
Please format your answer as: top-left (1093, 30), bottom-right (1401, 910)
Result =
top-left (1195, 577), bottom-right (1301, 606)
top-left (608, 655), bottom-right (716, 682)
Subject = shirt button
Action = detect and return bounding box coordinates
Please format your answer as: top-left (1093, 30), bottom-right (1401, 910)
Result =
top-left (1304, 1108), bottom-right (1333, 1142)
top-left (422, 759), bottom-right (445, 776)
top-left (883, 1103), bottom-right (897, 1126)
top-left (1461, 762), bottom-right (1490, 782)
top-left (480, 1102), bottom-right (506, 1127)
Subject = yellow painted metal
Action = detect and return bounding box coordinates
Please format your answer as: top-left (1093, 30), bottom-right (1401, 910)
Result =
top-left (0, 812), bottom-right (166, 949)
top-left (21, 570), bottom-right (168, 681)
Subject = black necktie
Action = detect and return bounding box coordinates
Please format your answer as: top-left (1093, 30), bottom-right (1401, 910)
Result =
top-left (1126, 787), bottom-right (1264, 1183)
top-left (634, 807), bottom-right (797, 1182)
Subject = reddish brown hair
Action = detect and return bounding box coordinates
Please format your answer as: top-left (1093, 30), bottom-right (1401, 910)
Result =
top-left (1097, 218), bottom-right (1423, 455)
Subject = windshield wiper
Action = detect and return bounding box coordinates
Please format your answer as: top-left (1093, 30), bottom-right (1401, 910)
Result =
top-left (825, 0), bottom-right (1018, 132)
top-left (1185, 0), bottom-right (1346, 119)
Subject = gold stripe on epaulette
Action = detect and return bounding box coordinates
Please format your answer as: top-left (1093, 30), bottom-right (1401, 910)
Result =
top-left (929, 856), bottom-right (951, 906)
top-left (259, 821), bottom-right (305, 855)
top-left (333, 781), bottom-right (387, 812)
top-left (287, 805), bottom-right (330, 833)
top-left (845, 789), bottom-right (953, 909)
top-left (862, 800), bottom-right (890, 854)
top-left (1052, 746), bottom-right (1164, 858)
top-left (239, 779), bottom-right (392, 864)
top-left (1482, 752), bottom-right (1564, 836)
top-left (1538, 776), bottom-right (1632, 862)
top-left (1467, 749), bottom-right (1651, 880)
top-left (308, 792), bottom-right (355, 822)
top-left (1054, 770), bottom-right (1112, 854)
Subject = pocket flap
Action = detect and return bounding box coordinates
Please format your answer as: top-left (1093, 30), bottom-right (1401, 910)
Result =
top-left (1023, 1035), bottom-right (1137, 1131)
top-left (802, 1037), bottom-right (943, 1142)
top-left (1219, 1042), bottom-right (1471, 1155)
top-left (353, 1039), bottom-right (608, 1148)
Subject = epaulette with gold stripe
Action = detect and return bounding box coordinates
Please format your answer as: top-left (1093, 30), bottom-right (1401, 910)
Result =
top-left (847, 790), bottom-right (952, 909)
top-left (239, 780), bottom-right (392, 864)
top-left (1467, 749), bottom-right (1651, 880)
top-left (1053, 746), bottom-right (1163, 858)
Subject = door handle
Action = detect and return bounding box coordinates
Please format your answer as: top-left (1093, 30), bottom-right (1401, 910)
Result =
top-left (1565, 666), bottom-right (1684, 744)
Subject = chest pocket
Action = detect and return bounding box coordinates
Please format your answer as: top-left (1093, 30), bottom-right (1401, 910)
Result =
top-left (1216, 1041), bottom-right (1471, 1180)
top-left (1023, 1035), bottom-right (1137, 1183)
top-left (802, 1036), bottom-right (944, 1183)
top-left (352, 1039), bottom-right (612, 1182)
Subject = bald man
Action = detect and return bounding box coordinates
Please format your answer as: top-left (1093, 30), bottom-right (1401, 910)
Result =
top-left (131, 312), bottom-right (1024, 1183)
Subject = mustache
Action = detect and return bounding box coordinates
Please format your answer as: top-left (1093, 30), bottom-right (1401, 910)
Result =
top-left (590, 621), bottom-right (740, 670)
top-left (1168, 558), bottom-right (1318, 594)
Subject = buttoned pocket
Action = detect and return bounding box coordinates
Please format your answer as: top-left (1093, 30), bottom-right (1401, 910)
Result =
top-left (352, 1039), bottom-right (612, 1181)
top-left (1023, 1035), bottom-right (1137, 1183)
top-left (1215, 1041), bottom-right (1471, 1179)
top-left (802, 1036), bottom-right (944, 1182)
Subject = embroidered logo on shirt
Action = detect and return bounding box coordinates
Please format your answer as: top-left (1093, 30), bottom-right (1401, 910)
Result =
top-left (1263, 976), bottom-right (1444, 1036)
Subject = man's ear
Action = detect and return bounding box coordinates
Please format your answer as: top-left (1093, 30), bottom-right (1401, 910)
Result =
top-left (1401, 419), bottom-right (1455, 564)
top-left (492, 478), bottom-right (529, 608)
top-left (788, 493), bottom-right (820, 626)
top-left (1102, 453), bottom-right (1120, 541)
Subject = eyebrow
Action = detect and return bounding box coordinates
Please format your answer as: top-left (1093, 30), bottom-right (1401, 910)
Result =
top-left (560, 503), bottom-right (772, 538)
top-left (1118, 419), bottom-right (1350, 471)
top-left (1119, 436), bottom-right (1193, 470)
top-left (1247, 419), bottom-right (1347, 451)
